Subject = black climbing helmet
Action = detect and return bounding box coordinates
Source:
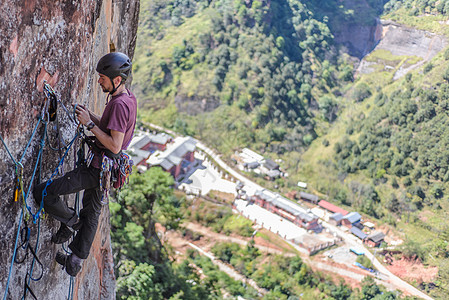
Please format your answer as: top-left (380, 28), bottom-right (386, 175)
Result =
top-left (96, 52), bottom-right (132, 81)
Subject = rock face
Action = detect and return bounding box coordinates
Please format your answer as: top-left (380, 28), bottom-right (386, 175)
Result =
top-left (356, 20), bottom-right (447, 79)
top-left (0, 1), bottom-right (139, 299)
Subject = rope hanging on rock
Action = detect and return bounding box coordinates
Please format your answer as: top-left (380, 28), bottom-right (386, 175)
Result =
top-left (2, 82), bottom-right (82, 300)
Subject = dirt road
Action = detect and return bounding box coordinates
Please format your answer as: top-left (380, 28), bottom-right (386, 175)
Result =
top-left (149, 123), bottom-right (433, 299)
top-left (187, 242), bottom-right (268, 295)
top-left (164, 222), bottom-right (384, 291)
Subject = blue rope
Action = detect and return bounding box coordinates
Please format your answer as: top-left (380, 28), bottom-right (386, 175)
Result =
top-left (2, 84), bottom-right (80, 299)
top-left (2, 207), bottom-right (25, 300)
top-left (19, 118), bottom-right (42, 164)
top-left (37, 131), bottom-right (79, 223)
top-left (20, 218), bottom-right (43, 300)
top-left (67, 277), bottom-right (74, 300)
top-left (2, 119), bottom-right (45, 300)
top-left (3, 122), bottom-right (79, 299)
top-left (0, 116), bottom-right (42, 168)
top-left (22, 122), bottom-right (47, 224)
top-left (0, 133), bottom-right (19, 165)
top-left (2, 120), bottom-right (46, 300)
top-left (28, 218), bottom-right (42, 282)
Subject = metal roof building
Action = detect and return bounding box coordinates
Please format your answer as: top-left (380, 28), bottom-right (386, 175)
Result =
top-left (147, 136), bottom-right (197, 171)
top-left (299, 191), bottom-right (320, 203)
top-left (330, 212), bottom-right (344, 222)
top-left (367, 231), bottom-right (385, 243)
top-left (350, 226), bottom-right (367, 240)
top-left (254, 189), bottom-right (317, 223)
top-left (318, 200), bottom-right (348, 216)
top-left (343, 212), bottom-right (362, 224)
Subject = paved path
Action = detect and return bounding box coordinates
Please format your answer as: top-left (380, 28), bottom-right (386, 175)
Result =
top-left (321, 222), bottom-right (433, 300)
top-left (147, 123), bottom-right (433, 300)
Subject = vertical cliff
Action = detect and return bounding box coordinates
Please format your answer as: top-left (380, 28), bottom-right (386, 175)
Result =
top-left (0, 1), bottom-right (139, 299)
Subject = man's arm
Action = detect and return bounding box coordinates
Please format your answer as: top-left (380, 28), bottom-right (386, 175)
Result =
top-left (88, 111), bottom-right (101, 125)
top-left (75, 105), bottom-right (124, 154)
top-left (90, 127), bottom-right (124, 154)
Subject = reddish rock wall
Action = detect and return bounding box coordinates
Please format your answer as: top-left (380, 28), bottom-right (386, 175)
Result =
top-left (0, 1), bottom-right (139, 299)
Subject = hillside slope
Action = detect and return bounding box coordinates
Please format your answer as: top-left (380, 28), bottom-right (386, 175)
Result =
top-left (132, 0), bottom-right (385, 153)
top-left (298, 7), bottom-right (449, 300)
top-left (132, 0), bottom-right (449, 298)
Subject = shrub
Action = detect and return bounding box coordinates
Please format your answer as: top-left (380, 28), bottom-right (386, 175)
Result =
top-left (352, 82), bottom-right (372, 102)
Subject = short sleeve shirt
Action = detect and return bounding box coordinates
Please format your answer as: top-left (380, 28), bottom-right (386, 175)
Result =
top-left (91, 89), bottom-right (137, 168)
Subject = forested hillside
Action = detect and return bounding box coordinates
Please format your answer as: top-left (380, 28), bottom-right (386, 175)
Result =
top-left (131, 0), bottom-right (449, 298)
top-left (133, 0), bottom-right (383, 153)
top-left (112, 169), bottom-right (415, 299)
top-left (298, 2), bottom-right (449, 298)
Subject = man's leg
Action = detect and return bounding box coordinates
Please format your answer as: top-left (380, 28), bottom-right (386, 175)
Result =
top-left (33, 165), bottom-right (100, 226)
top-left (69, 186), bottom-right (103, 259)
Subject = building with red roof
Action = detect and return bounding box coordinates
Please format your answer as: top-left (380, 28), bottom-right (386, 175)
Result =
top-left (318, 200), bottom-right (348, 216)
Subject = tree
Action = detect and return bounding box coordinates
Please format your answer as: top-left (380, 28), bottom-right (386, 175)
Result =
top-left (119, 167), bottom-right (175, 229)
top-left (318, 95), bottom-right (338, 121)
top-left (360, 276), bottom-right (381, 299)
top-left (331, 281), bottom-right (352, 299)
top-left (116, 261), bottom-right (162, 300)
top-left (352, 82), bottom-right (372, 102)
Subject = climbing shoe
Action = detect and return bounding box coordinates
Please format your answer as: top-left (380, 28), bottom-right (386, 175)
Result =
top-left (55, 252), bottom-right (82, 277)
top-left (51, 224), bottom-right (74, 244)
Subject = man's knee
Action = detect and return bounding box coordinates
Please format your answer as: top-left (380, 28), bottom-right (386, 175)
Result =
top-left (32, 182), bottom-right (46, 205)
top-left (82, 210), bottom-right (101, 227)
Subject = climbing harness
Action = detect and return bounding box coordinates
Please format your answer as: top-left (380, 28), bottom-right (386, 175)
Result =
top-left (82, 136), bottom-right (133, 204)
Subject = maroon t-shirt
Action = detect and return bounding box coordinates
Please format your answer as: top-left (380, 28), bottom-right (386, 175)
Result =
top-left (91, 89), bottom-right (137, 168)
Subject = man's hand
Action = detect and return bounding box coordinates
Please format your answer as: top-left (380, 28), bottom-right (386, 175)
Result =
top-left (74, 104), bottom-right (91, 126)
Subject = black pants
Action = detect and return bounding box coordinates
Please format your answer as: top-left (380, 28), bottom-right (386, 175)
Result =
top-left (33, 165), bottom-right (102, 259)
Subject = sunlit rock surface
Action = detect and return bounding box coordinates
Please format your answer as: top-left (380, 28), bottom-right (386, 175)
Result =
top-left (0, 1), bottom-right (139, 299)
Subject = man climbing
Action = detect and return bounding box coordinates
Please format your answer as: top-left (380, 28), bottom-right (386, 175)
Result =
top-left (33, 52), bottom-right (137, 276)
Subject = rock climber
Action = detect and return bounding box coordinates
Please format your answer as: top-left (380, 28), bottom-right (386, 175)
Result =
top-left (33, 52), bottom-right (137, 276)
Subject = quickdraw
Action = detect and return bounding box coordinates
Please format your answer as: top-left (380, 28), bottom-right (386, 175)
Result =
top-left (13, 163), bottom-right (24, 203)
top-left (99, 155), bottom-right (114, 204)
top-left (99, 152), bottom-right (133, 204)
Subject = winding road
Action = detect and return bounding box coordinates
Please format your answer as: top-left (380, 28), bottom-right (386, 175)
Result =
top-left (147, 123), bottom-right (433, 300)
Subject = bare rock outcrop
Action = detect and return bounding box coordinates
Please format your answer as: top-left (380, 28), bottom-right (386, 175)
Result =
top-left (356, 20), bottom-right (447, 80)
top-left (0, 1), bottom-right (139, 299)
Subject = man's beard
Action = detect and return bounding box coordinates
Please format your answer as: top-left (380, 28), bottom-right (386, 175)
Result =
top-left (100, 85), bottom-right (110, 93)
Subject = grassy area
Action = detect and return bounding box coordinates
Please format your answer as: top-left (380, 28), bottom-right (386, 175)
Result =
top-left (384, 10), bottom-right (449, 36)
top-left (222, 214), bottom-right (254, 236)
top-left (255, 229), bottom-right (298, 254)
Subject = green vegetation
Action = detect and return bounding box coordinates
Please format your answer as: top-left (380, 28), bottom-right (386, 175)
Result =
top-left (130, 0), bottom-right (449, 298)
top-left (187, 197), bottom-right (254, 236)
top-left (133, 0), bottom-right (384, 153)
top-left (356, 255), bottom-right (374, 270)
top-left (186, 250), bottom-right (260, 298)
top-left (383, 0), bottom-right (449, 34)
top-left (211, 241), bottom-right (411, 299)
top-left (112, 168), bottom-right (219, 299)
